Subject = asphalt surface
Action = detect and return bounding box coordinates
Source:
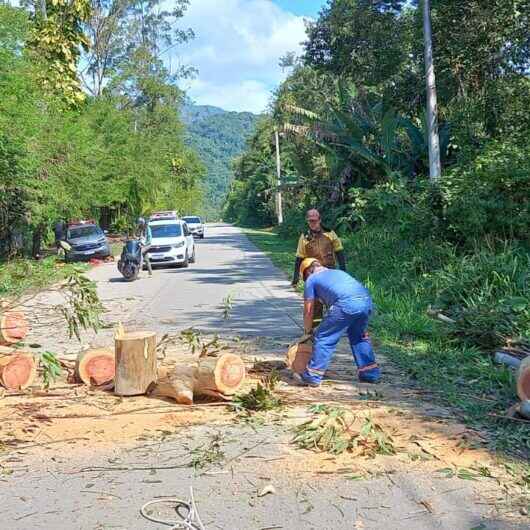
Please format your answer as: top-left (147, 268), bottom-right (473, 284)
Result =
top-left (3, 224), bottom-right (528, 529)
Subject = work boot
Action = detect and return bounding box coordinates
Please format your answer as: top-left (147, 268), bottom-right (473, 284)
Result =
top-left (292, 372), bottom-right (320, 388)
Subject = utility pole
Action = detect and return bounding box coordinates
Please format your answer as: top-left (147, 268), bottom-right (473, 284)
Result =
top-left (422, 0), bottom-right (441, 181)
top-left (274, 129), bottom-right (284, 225)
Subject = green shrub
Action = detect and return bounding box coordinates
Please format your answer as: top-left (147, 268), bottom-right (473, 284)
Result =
top-left (428, 246), bottom-right (530, 349)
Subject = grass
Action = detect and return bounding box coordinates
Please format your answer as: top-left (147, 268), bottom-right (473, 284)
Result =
top-left (244, 227), bottom-right (530, 461)
top-left (0, 256), bottom-right (87, 302)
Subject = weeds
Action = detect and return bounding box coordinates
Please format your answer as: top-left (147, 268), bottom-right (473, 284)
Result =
top-left (292, 405), bottom-right (396, 457)
top-left (189, 433), bottom-right (225, 471)
top-left (221, 292), bottom-right (236, 320)
top-left (40, 351), bottom-right (62, 389)
top-left (233, 370), bottom-right (282, 412)
top-left (180, 328), bottom-right (222, 358)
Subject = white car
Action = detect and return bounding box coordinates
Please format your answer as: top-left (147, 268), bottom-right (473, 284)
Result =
top-left (182, 216), bottom-right (205, 239)
top-left (146, 219), bottom-right (195, 267)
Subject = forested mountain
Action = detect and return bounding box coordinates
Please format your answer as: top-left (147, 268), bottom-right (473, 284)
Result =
top-left (182, 103), bottom-right (259, 218)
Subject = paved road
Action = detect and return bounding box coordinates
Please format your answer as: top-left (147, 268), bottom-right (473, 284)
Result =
top-left (4, 225), bottom-right (528, 529)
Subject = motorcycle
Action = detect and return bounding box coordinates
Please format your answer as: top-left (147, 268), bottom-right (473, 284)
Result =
top-left (117, 239), bottom-right (143, 281)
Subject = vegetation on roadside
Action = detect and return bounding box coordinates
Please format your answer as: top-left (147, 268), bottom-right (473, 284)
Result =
top-left (246, 229), bottom-right (530, 458)
top-left (0, 2), bottom-right (204, 259)
top-left (227, 0), bottom-right (529, 460)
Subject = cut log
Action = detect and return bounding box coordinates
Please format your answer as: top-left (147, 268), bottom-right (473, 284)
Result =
top-left (0, 310), bottom-right (29, 346)
top-left (150, 359), bottom-right (199, 405)
top-left (115, 330), bottom-right (157, 396)
top-left (194, 354), bottom-right (245, 396)
top-left (516, 356), bottom-right (530, 401)
top-left (286, 340), bottom-right (313, 375)
top-left (0, 351), bottom-right (37, 390)
top-left (75, 348), bottom-right (115, 387)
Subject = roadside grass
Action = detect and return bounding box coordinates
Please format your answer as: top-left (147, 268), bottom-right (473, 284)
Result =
top-left (245, 228), bottom-right (530, 460)
top-left (0, 256), bottom-right (88, 301)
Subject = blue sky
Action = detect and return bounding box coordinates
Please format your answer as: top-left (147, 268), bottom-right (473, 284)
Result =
top-left (177, 0), bottom-right (327, 113)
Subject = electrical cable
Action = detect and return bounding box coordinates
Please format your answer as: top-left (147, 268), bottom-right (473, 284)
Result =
top-left (140, 487), bottom-right (206, 530)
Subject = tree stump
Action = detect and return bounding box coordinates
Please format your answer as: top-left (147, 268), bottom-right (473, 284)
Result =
top-left (115, 330), bottom-right (157, 396)
top-left (76, 348), bottom-right (115, 387)
top-left (0, 351), bottom-right (37, 390)
top-left (286, 340), bottom-right (313, 375)
top-left (517, 356), bottom-right (530, 401)
top-left (194, 353), bottom-right (246, 397)
top-left (0, 310), bottom-right (29, 346)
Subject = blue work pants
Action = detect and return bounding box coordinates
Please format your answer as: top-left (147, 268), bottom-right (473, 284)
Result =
top-left (303, 297), bottom-right (380, 385)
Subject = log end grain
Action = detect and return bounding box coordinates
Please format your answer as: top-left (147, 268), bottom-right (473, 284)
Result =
top-left (76, 348), bottom-right (115, 386)
top-left (0, 353), bottom-right (36, 390)
top-left (0, 311), bottom-right (29, 345)
top-left (214, 354), bottom-right (245, 395)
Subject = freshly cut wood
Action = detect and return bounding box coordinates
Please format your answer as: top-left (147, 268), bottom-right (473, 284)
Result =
top-left (115, 330), bottom-right (157, 396)
top-left (75, 348), bottom-right (115, 386)
top-left (286, 340), bottom-right (313, 375)
top-left (150, 358), bottom-right (199, 405)
top-left (0, 351), bottom-right (36, 390)
top-left (195, 354), bottom-right (245, 396)
top-left (517, 356), bottom-right (530, 401)
top-left (0, 310), bottom-right (29, 346)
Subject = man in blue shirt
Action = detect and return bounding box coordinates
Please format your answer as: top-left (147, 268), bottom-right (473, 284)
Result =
top-left (137, 217), bottom-right (153, 277)
top-left (296, 258), bottom-right (381, 386)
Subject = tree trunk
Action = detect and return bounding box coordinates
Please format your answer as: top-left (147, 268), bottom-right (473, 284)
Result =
top-left (194, 353), bottom-right (246, 397)
top-left (150, 358), bottom-right (199, 405)
top-left (286, 340), bottom-right (313, 375)
top-left (32, 223), bottom-right (45, 259)
top-left (0, 350), bottom-right (37, 390)
top-left (0, 309), bottom-right (29, 346)
top-left (151, 354), bottom-right (246, 404)
top-left (115, 330), bottom-right (157, 396)
top-left (422, 0), bottom-right (442, 181)
top-left (75, 348), bottom-right (115, 387)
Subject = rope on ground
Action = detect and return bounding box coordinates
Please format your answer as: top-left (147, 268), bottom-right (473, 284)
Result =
top-left (140, 487), bottom-right (206, 530)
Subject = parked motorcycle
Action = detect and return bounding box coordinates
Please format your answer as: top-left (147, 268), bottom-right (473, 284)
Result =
top-left (117, 239), bottom-right (143, 281)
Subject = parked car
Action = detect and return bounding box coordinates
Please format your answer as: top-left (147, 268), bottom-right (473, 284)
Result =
top-left (182, 216), bottom-right (205, 239)
top-left (65, 220), bottom-right (110, 262)
top-left (146, 218), bottom-right (195, 268)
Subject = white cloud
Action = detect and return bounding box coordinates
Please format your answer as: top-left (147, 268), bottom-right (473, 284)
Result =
top-left (174, 0), bottom-right (308, 113)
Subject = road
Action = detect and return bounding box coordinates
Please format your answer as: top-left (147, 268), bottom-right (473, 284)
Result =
top-left (2, 225), bottom-right (528, 529)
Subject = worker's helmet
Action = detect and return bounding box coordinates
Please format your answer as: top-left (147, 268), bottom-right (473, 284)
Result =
top-left (300, 258), bottom-right (319, 280)
top-left (137, 217), bottom-right (146, 227)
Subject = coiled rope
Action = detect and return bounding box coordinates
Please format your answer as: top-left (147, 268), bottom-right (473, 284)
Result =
top-left (140, 487), bottom-right (206, 530)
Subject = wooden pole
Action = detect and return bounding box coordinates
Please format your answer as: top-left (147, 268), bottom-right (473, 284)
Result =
top-left (0, 309), bottom-right (29, 346)
top-left (115, 330), bottom-right (157, 396)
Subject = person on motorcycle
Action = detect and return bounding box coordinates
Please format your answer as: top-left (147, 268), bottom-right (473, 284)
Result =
top-left (137, 217), bottom-right (153, 277)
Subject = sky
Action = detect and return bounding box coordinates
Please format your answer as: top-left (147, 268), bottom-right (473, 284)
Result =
top-left (175, 0), bottom-right (327, 113)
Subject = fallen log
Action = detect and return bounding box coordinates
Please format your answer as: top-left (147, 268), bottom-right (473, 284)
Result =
top-left (195, 353), bottom-right (245, 397)
top-left (517, 356), bottom-right (530, 401)
top-left (151, 353), bottom-right (245, 403)
top-left (286, 340), bottom-right (313, 375)
top-left (115, 330), bottom-right (157, 396)
top-left (0, 309), bottom-right (29, 346)
top-left (0, 351), bottom-right (37, 390)
top-left (75, 348), bottom-right (115, 387)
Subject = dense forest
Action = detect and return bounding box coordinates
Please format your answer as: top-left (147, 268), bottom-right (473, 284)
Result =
top-left (182, 103), bottom-right (259, 219)
top-left (0, 0), bottom-right (204, 257)
top-left (226, 0), bottom-right (530, 386)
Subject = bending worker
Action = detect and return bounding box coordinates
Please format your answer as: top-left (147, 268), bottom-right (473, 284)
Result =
top-left (295, 258), bottom-right (381, 386)
top-left (292, 209), bottom-right (346, 328)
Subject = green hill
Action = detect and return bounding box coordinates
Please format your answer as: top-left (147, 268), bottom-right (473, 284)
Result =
top-left (182, 103), bottom-right (259, 218)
